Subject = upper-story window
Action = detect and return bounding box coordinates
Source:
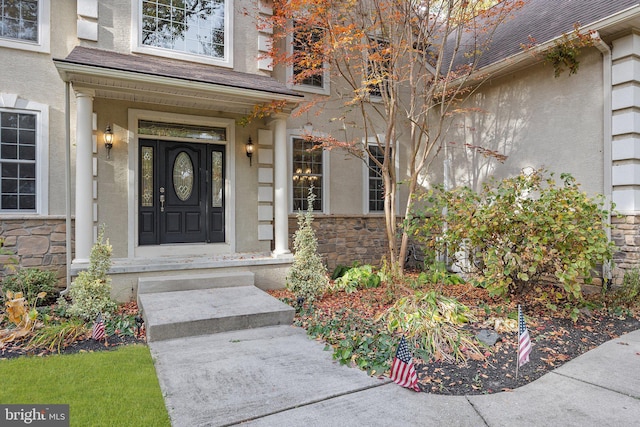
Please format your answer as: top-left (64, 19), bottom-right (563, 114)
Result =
top-left (366, 37), bottom-right (390, 98)
top-left (134, 0), bottom-right (232, 67)
top-left (288, 21), bottom-right (329, 95)
top-left (0, 0), bottom-right (50, 53)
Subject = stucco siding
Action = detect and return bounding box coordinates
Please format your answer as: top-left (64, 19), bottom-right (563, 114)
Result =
top-left (443, 48), bottom-right (605, 196)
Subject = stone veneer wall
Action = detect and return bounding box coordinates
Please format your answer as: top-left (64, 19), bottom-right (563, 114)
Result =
top-left (0, 217), bottom-right (71, 282)
top-left (611, 214), bottom-right (640, 285)
top-left (289, 215), bottom-right (389, 271)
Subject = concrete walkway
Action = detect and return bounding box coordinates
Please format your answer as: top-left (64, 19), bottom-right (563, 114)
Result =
top-left (150, 326), bottom-right (640, 427)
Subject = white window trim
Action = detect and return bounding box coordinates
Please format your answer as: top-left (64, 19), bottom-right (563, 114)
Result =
top-left (0, 96), bottom-right (49, 215)
top-left (288, 129), bottom-right (330, 214)
top-left (131, 0), bottom-right (234, 68)
top-left (362, 135), bottom-right (397, 215)
top-left (127, 109), bottom-right (236, 258)
top-left (286, 24), bottom-right (330, 96)
top-left (0, 0), bottom-right (50, 53)
top-left (363, 36), bottom-right (389, 103)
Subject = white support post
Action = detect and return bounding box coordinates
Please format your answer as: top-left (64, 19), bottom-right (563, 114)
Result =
top-left (271, 116), bottom-right (290, 256)
top-left (74, 90), bottom-right (95, 262)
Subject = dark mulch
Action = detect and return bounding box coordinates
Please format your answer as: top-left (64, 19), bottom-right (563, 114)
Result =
top-left (416, 311), bottom-right (640, 395)
top-left (0, 301), bottom-right (146, 360)
top-left (0, 334), bottom-right (146, 360)
top-left (269, 283), bottom-right (640, 396)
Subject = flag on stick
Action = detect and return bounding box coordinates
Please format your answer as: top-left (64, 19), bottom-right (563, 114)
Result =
top-left (518, 305), bottom-right (531, 367)
top-left (390, 336), bottom-right (420, 392)
top-left (92, 313), bottom-right (105, 341)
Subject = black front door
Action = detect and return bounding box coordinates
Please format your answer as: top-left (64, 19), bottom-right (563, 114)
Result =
top-left (139, 139), bottom-right (225, 245)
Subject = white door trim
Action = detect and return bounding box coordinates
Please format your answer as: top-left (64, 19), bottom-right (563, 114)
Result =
top-left (127, 109), bottom-right (236, 258)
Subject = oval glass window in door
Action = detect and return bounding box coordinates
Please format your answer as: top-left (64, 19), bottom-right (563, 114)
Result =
top-left (173, 151), bottom-right (194, 201)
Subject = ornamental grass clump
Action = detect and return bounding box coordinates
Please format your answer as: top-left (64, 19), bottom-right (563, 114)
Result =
top-left (383, 290), bottom-right (483, 363)
top-left (286, 189), bottom-right (328, 304)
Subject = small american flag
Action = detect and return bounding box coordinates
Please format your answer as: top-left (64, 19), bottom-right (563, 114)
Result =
top-left (390, 336), bottom-right (420, 392)
top-left (518, 305), bottom-right (532, 367)
top-left (92, 313), bottom-right (105, 341)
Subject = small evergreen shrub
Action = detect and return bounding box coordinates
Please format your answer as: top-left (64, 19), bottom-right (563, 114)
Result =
top-left (410, 170), bottom-right (614, 301)
top-left (286, 189), bottom-right (328, 304)
top-left (61, 227), bottom-right (116, 320)
top-left (2, 268), bottom-right (58, 306)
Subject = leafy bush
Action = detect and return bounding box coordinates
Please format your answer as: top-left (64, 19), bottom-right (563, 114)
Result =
top-left (61, 227), bottom-right (116, 320)
top-left (419, 262), bottom-right (464, 286)
top-left (0, 290), bottom-right (48, 346)
top-left (286, 189), bottom-right (328, 304)
top-left (2, 268), bottom-right (58, 306)
top-left (296, 306), bottom-right (395, 375)
top-left (613, 267), bottom-right (640, 309)
top-left (329, 264), bottom-right (382, 293)
top-left (410, 170), bottom-right (614, 300)
top-left (383, 290), bottom-right (482, 363)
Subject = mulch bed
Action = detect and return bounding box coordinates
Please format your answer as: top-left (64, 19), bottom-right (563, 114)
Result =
top-left (0, 302), bottom-right (146, 360)
top-left (269, 282), bottom-right (640, 395)
top-left (417, 311), bottom-right (640, 395)
top-left (0, 334), bottom-right (146, 360)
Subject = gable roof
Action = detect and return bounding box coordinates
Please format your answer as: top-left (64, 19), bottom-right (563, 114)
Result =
top-left (470, 0), bottom-right (640, 70)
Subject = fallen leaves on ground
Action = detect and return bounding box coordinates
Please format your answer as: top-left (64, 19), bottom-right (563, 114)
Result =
top-left (269, 280), bottom-right (640, 395)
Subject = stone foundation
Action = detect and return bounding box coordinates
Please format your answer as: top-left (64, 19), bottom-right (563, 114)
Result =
top-left (0, 216), bottom-right (71, 283)
top-left (289, 215), bottom-right (390, 271)
top-left (611, 214), bottom-right (640, 285)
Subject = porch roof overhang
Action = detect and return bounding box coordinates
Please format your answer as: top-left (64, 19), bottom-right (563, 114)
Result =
top-left (53, 47), bottom-right (303, 114)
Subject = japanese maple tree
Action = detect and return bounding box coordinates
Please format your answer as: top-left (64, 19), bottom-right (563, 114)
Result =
top-left (263, 0), bottom-right (525, 272)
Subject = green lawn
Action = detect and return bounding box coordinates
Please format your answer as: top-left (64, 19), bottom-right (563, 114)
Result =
top-left (0, 344), bottom-right (170, 427)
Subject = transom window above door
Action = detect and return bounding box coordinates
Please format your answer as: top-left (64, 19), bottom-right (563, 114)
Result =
top-left (134, 0), bottom-right (232, 66)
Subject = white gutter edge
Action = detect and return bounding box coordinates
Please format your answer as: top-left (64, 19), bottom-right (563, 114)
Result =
top-left (61, 82), bottom-right (72, 295)
top-left (471, 5), bottom-right (640, 81)
top-left (53, 61), bottom-right (303, 105)
top-left (592, 31), bottom-right (613, 282)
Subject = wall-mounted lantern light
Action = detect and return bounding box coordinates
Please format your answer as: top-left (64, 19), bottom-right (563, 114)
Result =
top-left (246, 137), bottom-right (254, 166)
top-left (104, 124), bottom-right (114, 159)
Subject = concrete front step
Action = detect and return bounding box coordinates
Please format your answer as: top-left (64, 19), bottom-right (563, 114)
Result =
top-left (138, 271), bottom-right (255, 294)
top-left (139, 286), bottom-right (295, 342)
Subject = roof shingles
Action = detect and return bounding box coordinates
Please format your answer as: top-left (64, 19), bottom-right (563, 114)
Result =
top-left (56, 46), bottom-right (301, 98)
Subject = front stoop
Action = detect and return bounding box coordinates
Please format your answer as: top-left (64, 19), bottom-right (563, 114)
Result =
top-left (137, 273), bottom-right (294, 342)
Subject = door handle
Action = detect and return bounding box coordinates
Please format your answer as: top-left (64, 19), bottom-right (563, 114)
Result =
top-left (160, 187), bottom-right (165, 212)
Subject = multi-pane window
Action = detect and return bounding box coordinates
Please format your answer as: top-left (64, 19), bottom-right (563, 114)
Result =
top-left (141, 0), bottom-right (226, 59)
top-left (293, 22), bottom-right (324, 89)
top-left (0, 111), bottom-right (36, 211)
top-left (292, 137), bottom-right (322, 212)
top-left (367, 38), bottom-right (390, 98)
top-left (0, 0), bottom-right (39, 43)
top-left (368, 145), bottom-right (385, 212)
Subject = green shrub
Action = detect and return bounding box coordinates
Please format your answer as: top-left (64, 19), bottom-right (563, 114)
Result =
top-left (410, 170), bottom-right (614, 301)
top-left (614, 267), bottom-right (640, 308)
top-left (61, 227), bottom-right (116, 320)
top-left (296, 306), bottom-right (395, 375)
top-left (286, 189), bottom-right (328, 304)
top-left (2, 268), bottom-right (58, 306)
top-left (329, 264), bottom-right (382, 293)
